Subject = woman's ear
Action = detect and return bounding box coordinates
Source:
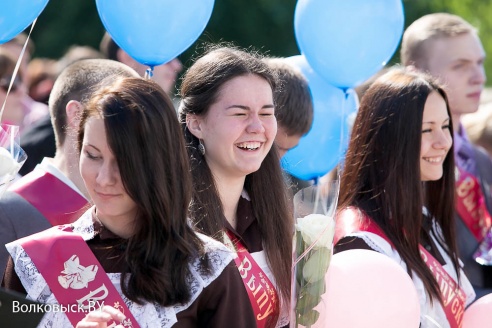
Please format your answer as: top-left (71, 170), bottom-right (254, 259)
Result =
top-left (186, 114), bottom-right (204, 139)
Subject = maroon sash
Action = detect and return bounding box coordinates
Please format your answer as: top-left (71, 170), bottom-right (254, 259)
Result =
top-left (225, 230), bottom-right (279, 328)
top-left (18, 225), bottom-right (139, 327)
top-left (11, 169), bottom-right (88, 226)
top-left (336, 209), bottom-right (466, 328)
top-left (455, 167), bottom-right (492, 242)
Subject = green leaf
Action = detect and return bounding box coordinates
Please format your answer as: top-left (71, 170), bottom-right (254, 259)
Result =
top-left (302, 248), bottom-right (331, 283)
top-left (304, 278), bottom-right (326, 296)
top-left (297, 309), bottom-right (320, 326)
top-left (296, 292), bottom-right (321, 314)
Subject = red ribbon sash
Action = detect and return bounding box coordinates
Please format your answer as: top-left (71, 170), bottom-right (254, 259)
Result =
top-left (225, 231), bottom-right (279, 328)
top-left (455, 167), bottom-right (492, 242)
top-left (419, 247), bottom-right (466, 328)
top-left (11, 169), bottom-right (88, 226)
top-left (336, 209), bottom-right (466, 328)
top-left (19, 225), bottom-right (139, 328)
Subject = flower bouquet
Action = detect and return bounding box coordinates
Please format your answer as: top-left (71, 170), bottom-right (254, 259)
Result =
top-left (291, 180), bottom-right (339, 327)
top-left (0, 124), bottom-right (27, 198)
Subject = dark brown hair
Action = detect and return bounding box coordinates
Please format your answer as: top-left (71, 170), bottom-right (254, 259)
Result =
top-left (179, 46), bottom-right (292, 302)
top-left (338, 67), bottom-right (459, 304)
top-left (78, 77), bottom-right (209, 306)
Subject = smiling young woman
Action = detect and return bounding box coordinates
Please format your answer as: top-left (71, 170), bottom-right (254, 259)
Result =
top-left (3, 77), bottom-right (256, 327)
top-left (179, 46), bottom-right (293, 328)
top-left (334, 67), bottom-right (476, 327)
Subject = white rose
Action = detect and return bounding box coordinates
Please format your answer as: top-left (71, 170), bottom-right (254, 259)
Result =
top-left (0, 147), bottom-right (20, 177)
top-left (295, 214), bottom-right (335, 249)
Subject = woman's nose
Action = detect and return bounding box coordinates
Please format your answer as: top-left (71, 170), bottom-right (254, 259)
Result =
top-left (246, 114), bottom-right (265, 133)
top-left (96, 162), bottom-right (117, 186)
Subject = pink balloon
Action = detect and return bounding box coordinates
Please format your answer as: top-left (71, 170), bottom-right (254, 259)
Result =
top-left (317, 249), bottom-right (421, 328)
top-left (463, 293), bottom-right (492, 328)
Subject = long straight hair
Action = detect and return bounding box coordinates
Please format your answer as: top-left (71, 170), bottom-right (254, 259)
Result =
top-left (78, 77), bottom-right (209, 306)
top-left (339, 68), bottom-right (459, 303)
top-left (178, 46), bottom-right (293, 302)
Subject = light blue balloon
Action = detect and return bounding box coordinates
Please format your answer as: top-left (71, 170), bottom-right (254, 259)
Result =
top-left (295, 0), bottom-right (404, 88)
top-left (281, 56), bottom-right (358, 181)
top-left (0, 0), bottom-right (49, 44)
top-left (96, 0), bottom-right (215, 67)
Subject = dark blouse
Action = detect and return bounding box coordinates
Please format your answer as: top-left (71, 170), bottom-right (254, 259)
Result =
top-left (225, 196), bottom-right (289, 328)
top-left (225, 196), bottom-right (263, 253)
top-left (2, 218), bottom-right (257, 328)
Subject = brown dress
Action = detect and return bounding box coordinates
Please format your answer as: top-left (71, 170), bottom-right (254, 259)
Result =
top-left (2, 214), bottom-right (256, 328)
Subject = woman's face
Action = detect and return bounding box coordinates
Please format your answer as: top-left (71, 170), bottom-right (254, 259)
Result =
top-left (420, 91), bottom-right (453, 181)
top-left (80, 117), bottom-right (138, 224)
top-left (190, 74), bottom-right (277, 180)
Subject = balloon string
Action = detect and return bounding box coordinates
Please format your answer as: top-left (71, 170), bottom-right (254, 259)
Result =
top-left (144, 66), bottom-right (154, 79)
top-left (0, 18), bottom-right (37, 122)
top-left (339, 90), bottom-right (347, 167)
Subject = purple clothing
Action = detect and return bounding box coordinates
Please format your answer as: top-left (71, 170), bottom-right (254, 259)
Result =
top-left (453, 123), bottom-right (492, 296)
top-left (454, 124), bottom-right (477, 175)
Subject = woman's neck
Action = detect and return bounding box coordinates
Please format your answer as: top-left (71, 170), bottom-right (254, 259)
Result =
top-left (94, 208), bottom-right (135, 239)
top-left (214, 174), bottom-right (245, 230)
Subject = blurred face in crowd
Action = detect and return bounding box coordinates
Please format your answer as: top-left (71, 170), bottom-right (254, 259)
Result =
top-left (422, 32), bottom-right (486, 122)
top-left (124, 52), bottom-right (182, 95)
top-left (0, 75), bottom-right (26, 126)
top-left (275, 126), bottom-right (302, 158)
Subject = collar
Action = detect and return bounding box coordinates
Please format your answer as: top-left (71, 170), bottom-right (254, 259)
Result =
top-left (454, 124), bottom-right (466, 151)
top-left (35, 158), bottom-right (87, 200)
top-left (225, 194), bottom-right (256, 237)
top-left (72, 207), bottom-right (124, 241)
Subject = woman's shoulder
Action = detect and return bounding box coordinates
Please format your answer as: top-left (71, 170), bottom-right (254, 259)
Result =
top-left (175, 260), bottom-right (257, 328)
top-left (334, 207), bottom-right (396, 257)
top-left (194, 232), bottom-right (236, 273)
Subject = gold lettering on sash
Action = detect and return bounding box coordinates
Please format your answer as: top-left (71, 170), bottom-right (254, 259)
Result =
top-left (257, 302), bottom-right (274, 321)
top-left (457, 177), bottom-right (474, 197)
top-left (238, 256), bottom-right (276, 322)
top-left (227, 231), bottom-right (279, 325)
top-left (452, 298), bottom-right (464, 323)
top-left (247, 275), bottom-right (257, 293)
top-left (444, 287), bottom-right (456, 307)
top-left (458, 177), bottom-right (479, 219)
top-left (257, 290), bottom-right (269, 310)
top-left (238, 257), bottom-right (252, 279)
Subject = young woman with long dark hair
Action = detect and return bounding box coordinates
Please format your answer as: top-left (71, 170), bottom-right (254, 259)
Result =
top-left (179, 46), bottom-right (293, 327)
top-left (334, 68), bottom-right (476, 327)
top-left (3, 77), bottom-right (255, 327)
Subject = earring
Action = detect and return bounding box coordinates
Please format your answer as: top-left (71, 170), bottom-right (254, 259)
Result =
top-left (198, 139), bottom-right (206, 155)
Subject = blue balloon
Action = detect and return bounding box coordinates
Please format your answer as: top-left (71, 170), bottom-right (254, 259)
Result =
top-left (281, 56), bottom-right (358, 181)
top-left (0, 0), bottom-right (49, 44)
top-left (96, 0), bottom-right (214, 67)
top-left (294, 0), bottom-right (404, 88)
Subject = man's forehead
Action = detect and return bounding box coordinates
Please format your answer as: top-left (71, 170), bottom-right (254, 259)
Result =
top-left (423, 34), bottom-right (484, 64)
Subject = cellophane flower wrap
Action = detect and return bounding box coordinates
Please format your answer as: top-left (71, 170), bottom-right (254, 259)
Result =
top-left (290, 181), bottom-right (339, 327)
top-left (0, 124), bottom-right (27, 198)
